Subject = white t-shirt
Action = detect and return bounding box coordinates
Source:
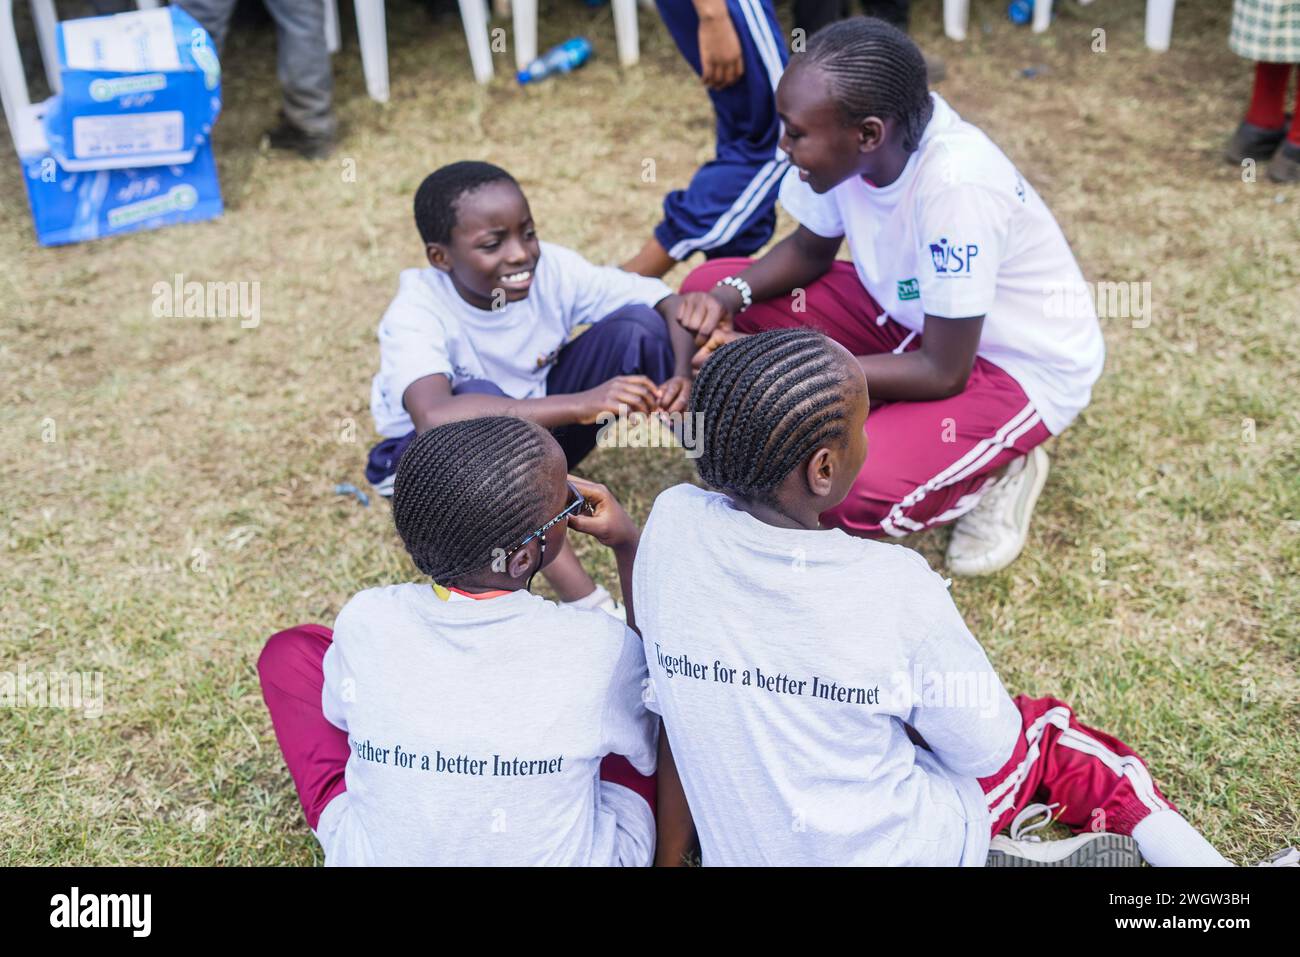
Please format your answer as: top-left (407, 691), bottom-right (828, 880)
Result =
top-left (369, 241), bottom-right (674, 437)
top-left (778, 93), bottom-right (1104, 435)
top-left (316, 583), bottom-right (658, 866)
top-left (633, 484), bottom-right (1021, 866)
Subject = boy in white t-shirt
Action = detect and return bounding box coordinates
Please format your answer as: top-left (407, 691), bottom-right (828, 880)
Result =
top-left (366, 161), bottom-right (699, 611)
top-left (260, 416), bottom-right (658, 865)
top-left (671, 17), bottom-right (1105, 578)
top-left (636, 328), bottom-right (1230, 867)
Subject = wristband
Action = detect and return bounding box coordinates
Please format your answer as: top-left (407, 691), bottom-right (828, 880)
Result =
top-left (716, 276), bottom-right (753, 313)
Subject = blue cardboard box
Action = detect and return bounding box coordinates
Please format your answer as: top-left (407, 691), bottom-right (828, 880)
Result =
top-left (15, 7), bottom-right (224, 246)
top-left (21, 138), bottom-right (223, 247)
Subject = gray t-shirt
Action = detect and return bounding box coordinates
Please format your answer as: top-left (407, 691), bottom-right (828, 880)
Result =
top-left (634, 484), bottom-right (1020, 866)
top-left (317, 584), bottom-right (657, 866)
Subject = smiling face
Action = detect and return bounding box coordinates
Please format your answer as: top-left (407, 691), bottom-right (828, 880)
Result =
top-left (777, 59), bottom-right (880, 194)
top-left (427, 179), bottom-right (541, 310)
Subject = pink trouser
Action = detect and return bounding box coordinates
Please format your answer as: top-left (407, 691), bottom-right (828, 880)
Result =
top-left (982, 695), bottom-right (1174, 838)
top-left (257, 625), bottom-right (657, 832)
top-left (682, 259), bottom-right (1053, 537)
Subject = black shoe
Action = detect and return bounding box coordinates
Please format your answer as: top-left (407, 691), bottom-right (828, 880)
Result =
top-left (1224, 119), bottom-right (1287, 164)
top-left (263, 118), bottom-right (337, 160)
top-left (1268, 141), bottom-right (1300, 183)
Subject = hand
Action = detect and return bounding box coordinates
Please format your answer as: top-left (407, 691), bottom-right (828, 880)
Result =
top-left (655, 375), bottom-right (691, 415)
top-left (567, 476), bottom-right (639, 551)
top-left (675, 289), bottom-right (735, 346)
top-left (573, 375), bottom-right (659, 425)
top-left (698, 15), bottom-right (744, 90)
top-left (691, 327), bottom-right (744, 371)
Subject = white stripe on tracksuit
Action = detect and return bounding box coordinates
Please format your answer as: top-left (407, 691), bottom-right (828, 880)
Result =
top-left (878, 402), bottom-right (1042, 537)
top-left (667, 0), bottom-right (788, 259)
top-left (985, 706), bottom-right (1170, 825)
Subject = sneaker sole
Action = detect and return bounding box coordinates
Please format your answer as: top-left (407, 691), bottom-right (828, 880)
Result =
top-left (987, 833), bottom-right (1143, 867)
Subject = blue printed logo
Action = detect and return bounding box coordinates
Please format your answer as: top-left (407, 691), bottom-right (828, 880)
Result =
top-left (928, 238), bottom-right (979, 276)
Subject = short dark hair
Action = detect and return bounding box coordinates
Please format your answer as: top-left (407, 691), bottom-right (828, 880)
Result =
top-left (689, 329), bottom-right (854, 506)
top-left (392, 416), bottom-right (551, 583)
top-left (413, 161), bottom-right (518, 246)
top-left (802, 17), bottom-right (933, 152)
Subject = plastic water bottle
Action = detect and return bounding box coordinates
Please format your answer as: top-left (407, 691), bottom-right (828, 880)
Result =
top-left (517, 38), bottom-right (592, 85)
top-left (1007, 0), bottom-right (1032, 25)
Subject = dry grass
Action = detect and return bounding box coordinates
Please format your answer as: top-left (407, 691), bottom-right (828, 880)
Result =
top-left (0, 0), bottom-right (1296, 864)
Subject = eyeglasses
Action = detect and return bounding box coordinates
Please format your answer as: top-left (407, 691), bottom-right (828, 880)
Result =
top-left (505, 482), bottom-right (588, 559)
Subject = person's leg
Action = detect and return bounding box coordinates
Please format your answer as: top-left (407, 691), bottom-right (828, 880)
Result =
top-left (1269, 66), bottom-right (1300, 183)
top-left (861, 0), bottom-right (909, 29)
top-left (174, 0), bottom-right (240, 51)
top-left (1245, 61), bottom-right (1291, 130)
top-left (821, 357), bottom-right (1051, 537)
top-left (257, 625), bottom-right (349, 831)
top-left (600, 755), bottom-right (657, 866)
top-left (794, 0), bottom-right (848, 37)
top-left (1227, 62), bottom-right (1292, 164)
top-left (262, 0), bottom-right (337, 145)
top-left (630, 0), bottom-right (788, 275)
top-left (980, 695), bottom-right (1230, 866)
top-left (545, 304), bottom-right (676, 467)
top-left (600, 754), bottom-right (657, 815)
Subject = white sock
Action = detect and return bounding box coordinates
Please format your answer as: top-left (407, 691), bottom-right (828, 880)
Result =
top-left (1131, 810), bottom-right (1233, 866)
top-left (563, 584), bottom-right (610, 609)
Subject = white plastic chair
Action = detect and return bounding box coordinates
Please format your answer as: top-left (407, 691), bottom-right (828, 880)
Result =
top-left (0, 0), bottom-right (47, 155)
top-left (511, 0), bottom-right (640, 72)
top-left (324, 0), bottom-right (390, 100)
top-left (29, 0), bottom-right (160, 95)
top-left (326, 0), bottom-right (493, 89)
top-left (942, 0), bottom-right (1175, 51)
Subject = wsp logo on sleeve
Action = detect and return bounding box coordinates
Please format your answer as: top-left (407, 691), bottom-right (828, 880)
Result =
top-left (927, 237), bottom-right (979, 277)
top-left (49, 887), bottom-right (151, 938)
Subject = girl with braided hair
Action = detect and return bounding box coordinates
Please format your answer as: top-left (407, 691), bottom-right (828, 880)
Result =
top-left (671, 16), bottom-right (1105, 579)
top-left (636, 329), bottom-right (1232, 868)
top-left (258, 417), bottom-right (659, 865)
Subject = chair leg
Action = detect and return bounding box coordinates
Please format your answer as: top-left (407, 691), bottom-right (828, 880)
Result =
top-left (1144, 0), bottom-right (1175, 52)
top-left (1031, 0), bottom-right (1053, 34)
top-left (30, 0), bottom-right (60, 93)
top-left (458, 0), bottom-right (494, 83)
top-left (354, 0), bottom-right (388, 101)
top-left (942, 0), bottom-right (968, 43)
top-left (612, 0), bottom-right (638, 67)
top-left (324, 0), bottom-right (341, 55)
top-left (512, 0), bottom-right (535, 71)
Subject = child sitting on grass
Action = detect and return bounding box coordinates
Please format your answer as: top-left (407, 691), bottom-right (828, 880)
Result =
top-left (366, 161), bottom-right (699, 615)
top-left (262, 416), bottom-right (657, 866)
top-left (634, 328), bottom-right (1232, 867)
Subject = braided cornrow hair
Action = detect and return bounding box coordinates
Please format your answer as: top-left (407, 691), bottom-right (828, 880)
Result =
top-left (413, 161), bottom-right (517, 246)
top-left (391, 416), bottom-right (551, 583)
top-left (802, 17), bottom-right (933, 152)
top-left (690, 329), bottom-right (854, 506)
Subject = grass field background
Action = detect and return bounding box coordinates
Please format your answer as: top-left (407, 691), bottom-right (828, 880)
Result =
top-left (0, 0), bottom-right (1296, 864)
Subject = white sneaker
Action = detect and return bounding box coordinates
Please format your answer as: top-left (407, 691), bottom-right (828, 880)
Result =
top-left (946, 446), bottom-right (1050, 577)
top-left (986, 803), bottom-right (1144, 867)
top-left (562, 584), bottom-right (627, 623)
top-left (1256, 847), bottom-right (1300, 867)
